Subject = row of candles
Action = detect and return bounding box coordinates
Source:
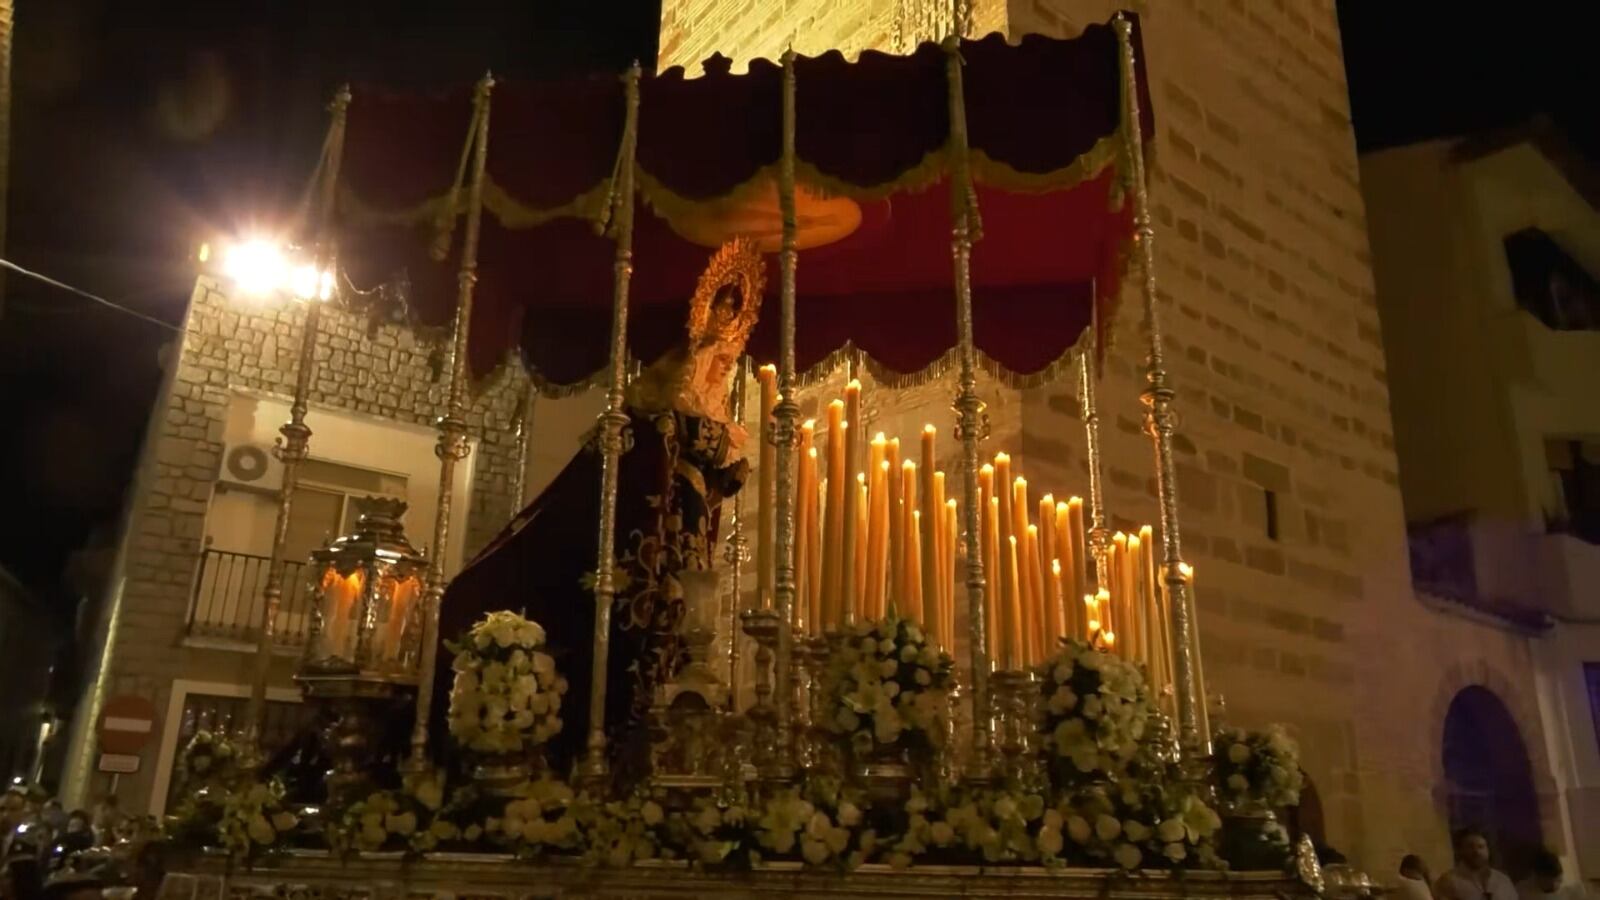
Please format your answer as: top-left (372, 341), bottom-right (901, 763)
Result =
top-left (748, 368), bottom-right (1178, 691)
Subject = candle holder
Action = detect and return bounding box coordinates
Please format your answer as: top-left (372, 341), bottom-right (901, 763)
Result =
top-left (796, 634), bottom-right (839, 776)
top-left (738, 608), bottom-right (787, 781)
top-left (1014, 670), bottom-right (1047, 795)
top-left (988, 669), bottom-right (1028, 786)
top-left (648, 572), bottom-right (733, 794)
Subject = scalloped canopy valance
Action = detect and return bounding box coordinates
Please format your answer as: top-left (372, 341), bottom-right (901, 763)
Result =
top-left (336, 15), bottom-right (1153, 388)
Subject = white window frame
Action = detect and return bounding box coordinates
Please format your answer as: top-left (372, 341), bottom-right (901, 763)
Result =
top-left (146, 679), bottom-right (302, 817)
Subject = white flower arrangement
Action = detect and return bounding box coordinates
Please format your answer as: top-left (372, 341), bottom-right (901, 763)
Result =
top-left (1041, 782), bottom-right (1221, 870)
top-left (824, 614), bottom-right (953, 756)
top-left (751, 784), bottom-right (876, 869)
top-left (573, 790), bottom-right (675, 867)
top-left (486, 776), bottom-right (582, 855)
top-left (1039, 641), bottom-right (1152, 781)
top-left (1213, 725), bottom-right (1303, 810)
top-left (217, 778), bottom-right (298, 858)
top-left (679, 795), bottom-right (756, 867)
top-left (894, 787), bottom-right (1047, 865)
top-left (447, 610), bottom-right (567, 755)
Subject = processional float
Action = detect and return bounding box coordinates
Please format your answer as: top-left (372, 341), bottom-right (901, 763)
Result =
top-left (160, 12), bottom-right (1339, 896)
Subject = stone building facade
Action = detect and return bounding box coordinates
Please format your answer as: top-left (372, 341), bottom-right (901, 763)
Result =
top-left (659, 0), bottom-right (1574, 875)
top-left (62, 276), bottom-right (531, 813)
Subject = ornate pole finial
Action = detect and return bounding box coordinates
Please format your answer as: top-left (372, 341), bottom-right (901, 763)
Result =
top-left (765, 47), bottom-right (801, 781)
top-left (1113, 14), bottom-right (1207, 753)
top-left (406, 73), bottom-right (495, 772)
top-left (943, 34), bottom-right (992, 781)
top-left (579, 61), bottom-right (643, 783)
top-left (241, 81), bottom-right (353, 754)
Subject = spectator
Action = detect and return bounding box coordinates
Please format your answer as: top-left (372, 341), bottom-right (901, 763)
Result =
top-left (1, 858), bottom-right (42, 900)
top-left (40, 872), bottom-right (100, 900)
top-left (1517, 849), bottom-right (1588, 900)
top-left (1436, 828), bottom-right (1518, 900)
top-left (1399, 854), bottom-right (1435, 900)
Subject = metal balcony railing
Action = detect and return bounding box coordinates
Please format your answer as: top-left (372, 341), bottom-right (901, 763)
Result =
top-left (186, 549), bottom-right (314, 646)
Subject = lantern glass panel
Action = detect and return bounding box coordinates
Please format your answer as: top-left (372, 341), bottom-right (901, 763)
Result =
top-left (314, 566), bottom-right (366, 665)
top-left (373, 569), bottom-right (424, 671)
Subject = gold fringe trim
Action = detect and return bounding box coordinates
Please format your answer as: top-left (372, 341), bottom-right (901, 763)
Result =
top-left (338, 133), bottom-right (1124, 234)
top-left (483, 179), bottom-right (615, 229)
top-left (790, 334), bottom-right (1089, 392)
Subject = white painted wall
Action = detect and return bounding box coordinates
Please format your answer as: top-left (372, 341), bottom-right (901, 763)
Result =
top-left (213, 390), bottom-right (475, 576)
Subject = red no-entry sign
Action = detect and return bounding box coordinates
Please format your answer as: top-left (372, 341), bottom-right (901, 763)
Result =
top-left (98, 695), bottom-right (158, 756)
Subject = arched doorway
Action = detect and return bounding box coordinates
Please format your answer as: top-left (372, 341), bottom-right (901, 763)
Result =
top-left (1441, 686), bottom-right (1542, 876)
top-left (1287, 771), bottom-right (1328, 851)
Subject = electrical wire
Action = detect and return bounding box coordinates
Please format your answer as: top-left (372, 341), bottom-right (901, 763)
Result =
top-left (0, 257), bottom-right (181, 332)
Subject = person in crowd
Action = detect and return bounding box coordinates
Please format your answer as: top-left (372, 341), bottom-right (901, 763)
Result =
top-left (87, 801), bottom-right (116, 850)
top-left (1517, 849), bottom-right (1589, 900)
top-left (1399, 854), bottom-right (1436, 900)
top-left (1, 857), bottom-right (42, 900)
top-left (1436, 828), bottom-right (1518, 900)
top-left (40, 871), bottom-right (100, 900)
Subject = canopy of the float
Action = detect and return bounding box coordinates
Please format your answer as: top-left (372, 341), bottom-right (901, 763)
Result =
top-left (336, 16), bottom-right (1153, 390)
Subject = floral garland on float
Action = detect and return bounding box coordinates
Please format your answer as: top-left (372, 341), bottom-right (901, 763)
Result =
top-left (1210, 725), bottom-right (1303, 870)
top-left (163, 610), bottom-right (1304, 876)
top-left (164, 731), bottom-right (302, 860)
top-left (446, 611), bottom-right (567, 759)
top-left (823, 613), bottom-right (953, 765)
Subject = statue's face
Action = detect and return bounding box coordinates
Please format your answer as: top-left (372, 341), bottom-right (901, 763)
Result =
top-left (701, 351), bottom-right (737, 392)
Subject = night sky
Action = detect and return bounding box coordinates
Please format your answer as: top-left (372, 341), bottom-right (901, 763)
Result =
top-left (0, 1), bottom-right (1593, 622)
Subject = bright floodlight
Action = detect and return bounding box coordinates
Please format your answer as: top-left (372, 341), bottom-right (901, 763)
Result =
top-left (223, 240), bottom-right (289, 298)
top-left (289, 264), bottom-right (335, 301)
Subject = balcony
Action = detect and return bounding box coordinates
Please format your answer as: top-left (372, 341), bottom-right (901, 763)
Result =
top-left (1537, 531), bottom-right (1600, 620)
top-left (1408, 514), bottom-right (1554, 631)
top-left (185, 549), bottom-right (315, 649)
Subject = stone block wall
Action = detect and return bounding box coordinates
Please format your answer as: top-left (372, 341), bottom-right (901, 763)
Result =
top-left (101, 276), bottom-right (528, 811)
top-left (659, 0), bottom-right (1562, 869)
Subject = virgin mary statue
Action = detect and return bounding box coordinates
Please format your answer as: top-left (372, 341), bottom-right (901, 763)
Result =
top-left (430, 239), bottom-right (763, 777)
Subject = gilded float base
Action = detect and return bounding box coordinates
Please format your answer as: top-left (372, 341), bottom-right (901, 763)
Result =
top-left (158, 852), bottom-right (1314, 900)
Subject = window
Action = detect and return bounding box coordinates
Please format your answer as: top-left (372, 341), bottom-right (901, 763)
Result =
top-left (190, 459), bottom-right (409, 643)
top-left (1587, 663), bottom-right (1600, 757)
top-left (285, 459), bottom-right (408, 560)
top-left (1264, 489), bottom-right (1280, 542)
top-left (1546, 438), bottom-right (1600, 545)
top-left (162, 692), bottom-right (316, 813)
top-left (1505, 229), bottom-right (1600, 331)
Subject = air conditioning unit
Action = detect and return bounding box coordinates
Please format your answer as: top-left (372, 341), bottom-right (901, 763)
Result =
top-left (219, 441), bottom-right (284, 492)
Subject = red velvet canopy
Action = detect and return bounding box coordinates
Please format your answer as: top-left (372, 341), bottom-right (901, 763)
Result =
top-left (336, 15), bottom-right (1153, 387)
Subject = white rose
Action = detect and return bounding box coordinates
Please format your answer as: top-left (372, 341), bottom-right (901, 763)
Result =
top-left (1227, 773), bottom-right (1250, 792)
top-left (879, 659), bottom-right (898, 678)
top-left (930, 821), bottom-right (955, 846)
top-left (1038, 825), bottom-right (1064, 857)
top-left (837, 803), bottom-right (862, 827)
top-left (914, 668), bottom-right (932, 686)
top-left (1114, 842), bottom-right (1142, 869)
top-left (1227, 742), bottom-right (1251, 764)
top-left (1157, 817), bottom-right (1186, 844)
top-left (1125, 820), bottom-right (1151, 842)
top-left (1095, 814), bottom-right (1122, 842)
top-left (1067, 815), bottom-right (1092, 844)
top-left (641, 801), bottom-right (665, 826)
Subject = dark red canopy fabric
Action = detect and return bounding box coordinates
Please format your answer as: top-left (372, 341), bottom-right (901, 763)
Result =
top-left (336, 15), bottom-right (1153, 385)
